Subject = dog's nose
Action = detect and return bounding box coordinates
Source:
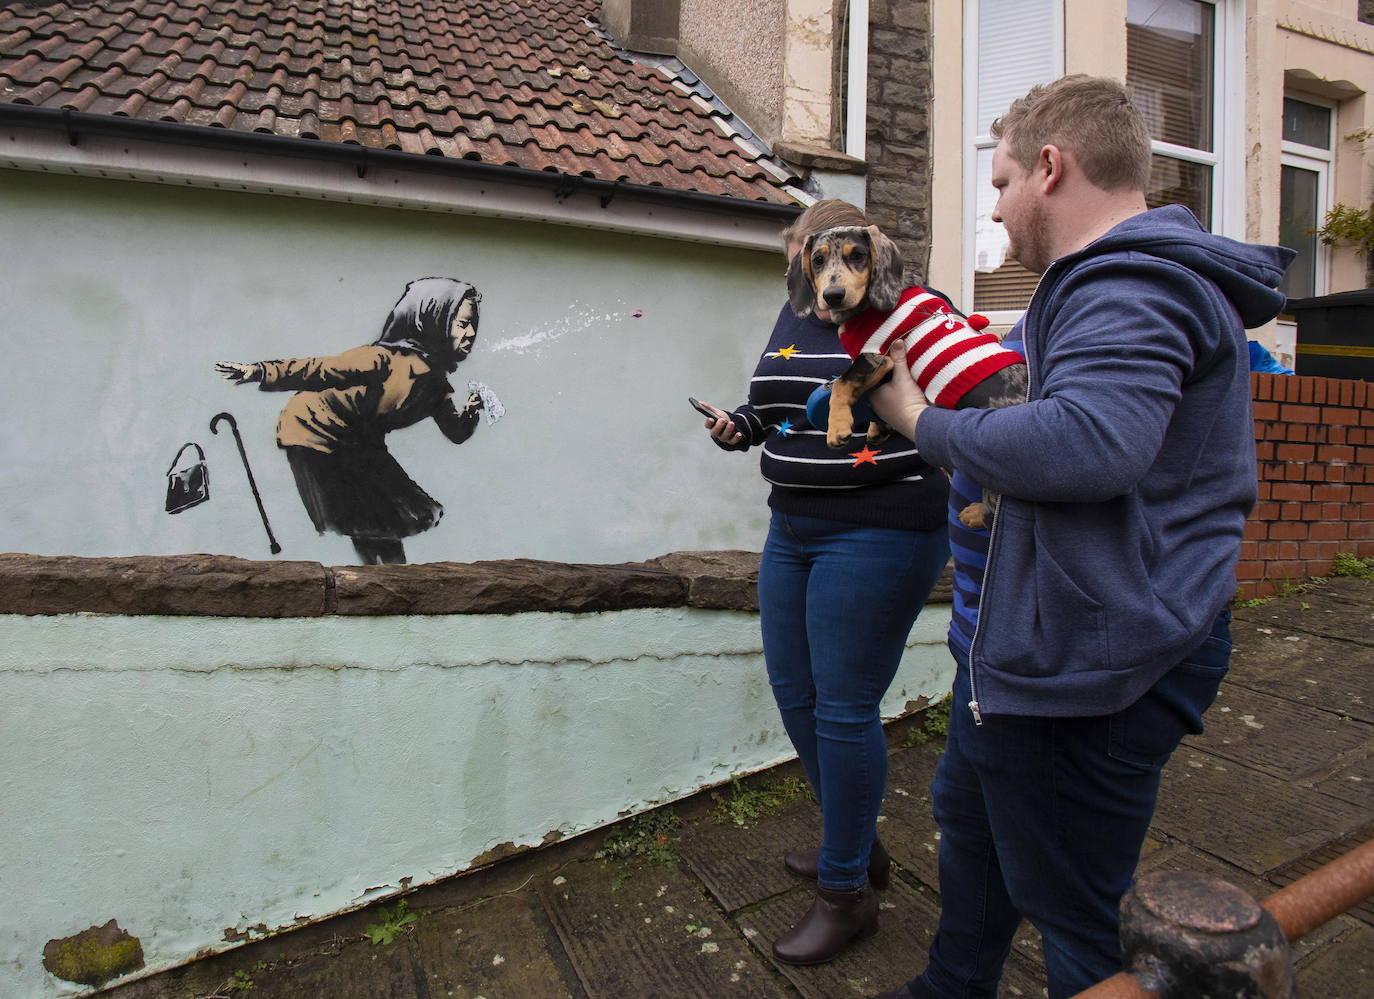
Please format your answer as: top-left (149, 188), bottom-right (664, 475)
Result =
top-left (823, 288), bottom-right (846, 307)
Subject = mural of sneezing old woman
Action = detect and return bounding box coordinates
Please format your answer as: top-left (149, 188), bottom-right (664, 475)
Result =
top-left (216, 277), bottom-right (485, 565)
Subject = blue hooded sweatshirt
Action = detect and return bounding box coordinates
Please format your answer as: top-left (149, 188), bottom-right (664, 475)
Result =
top-left (915, 206), bottom-right (1295, 718)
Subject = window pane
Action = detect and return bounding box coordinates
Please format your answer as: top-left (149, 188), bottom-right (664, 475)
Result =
top-left (1279, 164), bottom-right (1319, 300)
top-left (1126, 0), bottom-right (1214, 151)
top-left (976, 0), bottom-right (1060, 135)
top-left (1282, 98), bottom-right (1331, 149)
top-left (972, 145), bottom-right (1041, 312)
top-left (1146, 155), bottom-right (1212, 225)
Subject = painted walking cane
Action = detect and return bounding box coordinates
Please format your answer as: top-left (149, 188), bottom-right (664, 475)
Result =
top-left (210, 412), bottom-right (282, 555)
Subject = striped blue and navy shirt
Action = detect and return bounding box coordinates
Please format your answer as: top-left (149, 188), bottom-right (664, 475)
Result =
top-left (718, 303), bottom-right (947, 532)
top-left (947, 333), bottom-right (1024, 658)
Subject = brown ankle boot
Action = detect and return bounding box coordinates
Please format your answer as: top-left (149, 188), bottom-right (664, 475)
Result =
top-left (771, 882), bottom-right (879, 965)
top-left (783, 838), bottom-right (891, 889)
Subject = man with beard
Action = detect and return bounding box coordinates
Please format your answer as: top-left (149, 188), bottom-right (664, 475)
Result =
top-left (866, 75), bottom-right (1294, 999)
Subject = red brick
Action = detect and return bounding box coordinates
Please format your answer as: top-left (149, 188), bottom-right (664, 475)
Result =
top-left (1286, 464), bottom-right (1310, 481)
top-left (1354, 485), bottom-right (1374, 502)
top-left (1285, 424), bottom-right (1312, 443)
top-left (1319, 465), bottom-right (1348, 483)
top-left (1300, 540), bottom-right (1340, 559)
top-left (1281, 502), bottom-right (1304, 519)
top-left (1310, 522), bottom-right (1348, 541)
top-left (1357, 447), bottom-right (1374, 464)
top-left (1318, 445), bottom-right (1356, 463)
top-left (1353, 381), bottom-right (1370, 407)
top-left (1362, 409), bottom-right (1374, 427)
top-left (1322, 406), bottom-right (1360, 426)
top-left (1270, 482), bottom-right (1311, 502)
top-left (1277, 443), bottom-right (1314, 462)
top-left (1264, 422), bottom-right (1289, 441)
top-left (1269, 522), bottom-right (1308, 540)
top-left (1361, 503), bottom-right (1374, 518)
top-left (1342, 503), bottom-right (1364, 519)
top-left (1254, 442), bottom-right (1274, 462)
top-left (1299, 379), bottom-right (1316, 404)
top-left (1321, 503), bottom-right (1346, 520)
top-left (1327, 426), bottom-right (1348, 444)
top-left (1234, 560), bottom-right (1265, 580)
top-left (1256, 481), bottom-right (1272, 501)
top-left (1252, 501), bottom-right (1281, 521)
top-left (1276, 541), bottom-right (1302, 559)
top-left (1358, 541), bottom-right (1374, 558)
top-left (1312, 483), bottom-right (1351, 502)
top-left (1350, 522), bottom-right (1374, 540)
top-left (1306, 559), bottom-right (1334, 577)
top-left (1253, 402), bottom-right (1280, 420)
top-left (1243, 521), bottom-right (1269, 540)
top-left (1282, 404), bottom-right (1321, 423)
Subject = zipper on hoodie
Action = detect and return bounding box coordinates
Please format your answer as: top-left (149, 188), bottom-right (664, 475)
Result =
top-left (964, 263), bottom-right (1053, 726)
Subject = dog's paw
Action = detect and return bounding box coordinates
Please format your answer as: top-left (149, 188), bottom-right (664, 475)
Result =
top-left (826, 431), bottom-right (852, 449)
top-left (957, 503), bottom-right (988, 529)
top-left (865, 422), bottom-right (890, 444)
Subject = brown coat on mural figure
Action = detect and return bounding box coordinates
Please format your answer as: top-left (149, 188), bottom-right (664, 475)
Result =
top-left (215, 277), bottom-right (485, 565)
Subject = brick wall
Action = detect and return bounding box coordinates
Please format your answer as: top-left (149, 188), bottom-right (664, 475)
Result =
top-left (1240, 373), bottom-right (1374, 598)
top-left (863, 0), bottom-right (933, 279)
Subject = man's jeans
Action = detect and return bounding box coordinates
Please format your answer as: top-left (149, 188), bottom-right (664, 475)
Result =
top-left (917, 612), bottom-right (1232, 999)
top-left (759, 511), bottom-right (950, 891)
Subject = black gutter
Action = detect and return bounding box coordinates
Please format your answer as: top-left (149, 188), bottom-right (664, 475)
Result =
top-left (0, 103), bottom-right (804, 223)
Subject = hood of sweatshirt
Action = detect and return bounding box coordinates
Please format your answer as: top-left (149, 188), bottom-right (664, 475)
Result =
top-left (1070, 205), bottom-right (1296, 329)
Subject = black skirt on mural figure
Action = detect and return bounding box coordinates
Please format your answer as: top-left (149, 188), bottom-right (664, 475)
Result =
top-left (285, 445), bottom-right (443, 540)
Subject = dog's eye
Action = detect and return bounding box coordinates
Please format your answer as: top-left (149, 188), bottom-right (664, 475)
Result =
top-left (845, 249), bottom-right (868, 266)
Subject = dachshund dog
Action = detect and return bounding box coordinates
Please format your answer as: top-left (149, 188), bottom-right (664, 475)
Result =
top-left (786, 224), bottom-right (1028, 528)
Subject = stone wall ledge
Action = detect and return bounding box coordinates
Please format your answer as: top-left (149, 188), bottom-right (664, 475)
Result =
top-left (0, 550), bottom-right (768, 617)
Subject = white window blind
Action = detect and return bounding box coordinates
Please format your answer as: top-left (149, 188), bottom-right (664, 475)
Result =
top-left (969, 0), bottom-right (1061, 315)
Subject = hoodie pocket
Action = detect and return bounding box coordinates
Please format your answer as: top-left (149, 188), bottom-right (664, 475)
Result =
top-left (979, 504), bottom-right (1108, 678)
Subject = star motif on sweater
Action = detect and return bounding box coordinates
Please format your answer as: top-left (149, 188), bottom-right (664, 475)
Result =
top-left (773, 344), bottom-right (799, 360)
top-left (850, 445), bottom-right (881, 466)
top-left (776, 419), bottom-right (794, 436)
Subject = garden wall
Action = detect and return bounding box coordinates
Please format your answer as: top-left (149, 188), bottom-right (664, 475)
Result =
top-left (1241, 372), bottom-right (1374, 598)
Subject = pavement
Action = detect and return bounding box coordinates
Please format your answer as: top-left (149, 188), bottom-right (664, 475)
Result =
top-left (104, 576), bottom-right (1374, 999)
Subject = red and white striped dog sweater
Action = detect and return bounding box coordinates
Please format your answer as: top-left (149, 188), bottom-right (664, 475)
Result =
top-left (837, 287), bottom-right (1022, 409)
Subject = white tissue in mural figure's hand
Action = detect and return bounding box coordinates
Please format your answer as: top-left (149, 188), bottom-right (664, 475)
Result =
top-left (468, 381), bottom-right (506, 425)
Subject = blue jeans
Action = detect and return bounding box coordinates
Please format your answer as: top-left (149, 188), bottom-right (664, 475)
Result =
top-left (914, 612), bottom-right (1232, 999)
top-left (759, 511), bottom-right (950, 891)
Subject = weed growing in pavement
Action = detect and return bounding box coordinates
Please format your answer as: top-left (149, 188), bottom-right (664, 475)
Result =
top-left (709, 774), bottom-right (812, 828)
top-left (595, 809), bottom-right (682, 866)
top-left (364, 899), bottom-right (419, 946)
top-left (902, 698), bottom-right (951, 748)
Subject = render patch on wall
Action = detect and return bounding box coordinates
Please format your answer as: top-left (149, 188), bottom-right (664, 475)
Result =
top-left (210, 277), bottom-right (503, 565)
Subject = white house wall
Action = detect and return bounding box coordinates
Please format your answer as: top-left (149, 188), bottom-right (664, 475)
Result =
top-left (0, 166), bottom-right (785, 565)
top-left (0, 604), bottom-right (953, 997)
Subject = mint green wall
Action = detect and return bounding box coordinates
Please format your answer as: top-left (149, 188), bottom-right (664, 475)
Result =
top-left (0, 605), bottom-right (952, 996)
top-left (0, 170), bottom-right (781, 563)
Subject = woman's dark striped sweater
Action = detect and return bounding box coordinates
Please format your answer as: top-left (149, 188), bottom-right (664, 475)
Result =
top-left (719, 303), bottom-right (948, 531)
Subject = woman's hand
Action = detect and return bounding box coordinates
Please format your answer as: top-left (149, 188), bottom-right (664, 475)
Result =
top-left (868, 341), bottom-right (930, 442)
top-left (461, 391), bottom-right (484, 415)
top-left (214, 361), bottom-right (260, 384)
top-left (697, 400), bottom-right (744, 446)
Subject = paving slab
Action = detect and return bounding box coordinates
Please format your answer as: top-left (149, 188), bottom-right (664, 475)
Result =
top-left (677, 795), bottom-right (821, 913)
top-left (1292, 916), bottom-right (1374, 996)
top-left (1312, 747), bottom-right (1374, 809)
top-left (409, 891), bottom-right (586, 999)
top-left (1154, 746), bottom-right (1371, 876)
top-left (1235, 585), bottom-right (1374, 649)
top-left (536, 854), bottom-right (791, 998)
top-left (1182, 681), bottom-right (1374, 781)
top-left (734, 873), bottom-right (1045, 999)
top-left (1268, 825), bottom-right (1374, 930)
top-left (1222, 626), bottom-right (1374, 724)
top-left (875, 744), bottom-right (944, 891)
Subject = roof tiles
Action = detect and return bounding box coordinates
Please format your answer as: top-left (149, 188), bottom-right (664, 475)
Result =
top-left (0, 0), bottom-right (801, 205)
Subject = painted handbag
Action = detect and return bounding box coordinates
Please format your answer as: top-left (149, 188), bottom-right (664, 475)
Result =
top-left (165, 442), bottom-right (209, 514)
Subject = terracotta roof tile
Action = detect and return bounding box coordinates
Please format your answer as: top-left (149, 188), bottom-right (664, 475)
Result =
top-left (0, 0), bottom-right (801, 205)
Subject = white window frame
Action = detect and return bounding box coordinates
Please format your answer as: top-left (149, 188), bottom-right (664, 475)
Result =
top-left (1137, 0), bottom-right (1245, 239)
top-left (960, 0), bottom-right (1246, 325)
top-left (1279, 95), bottom-right (1335, 299)
top-left (960, 0), bottom-right (1064, 326)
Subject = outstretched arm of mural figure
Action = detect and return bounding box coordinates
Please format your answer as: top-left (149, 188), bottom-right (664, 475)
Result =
top-left (215, 361), bottom-right (263, 384)
top-left (434, 391), bottom-right (483, 445)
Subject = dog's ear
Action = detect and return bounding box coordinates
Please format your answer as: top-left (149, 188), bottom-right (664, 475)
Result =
top-left (786, 234), bottom-right (818, 317)
top-left (865, 226), bottom-right (905, 313)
